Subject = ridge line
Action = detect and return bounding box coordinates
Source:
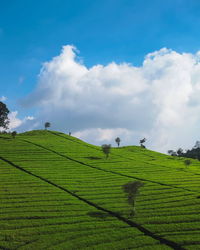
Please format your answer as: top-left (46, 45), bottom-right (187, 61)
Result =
top-left (48, 131), bottom-right (200, 178)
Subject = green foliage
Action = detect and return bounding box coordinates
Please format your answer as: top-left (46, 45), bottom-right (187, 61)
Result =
top-left (115, 137), bottom-right (121, 147)
top-left (122, 181), bottom-right (144, 216)
top-left (184, 159), bottom-right (191, 167)
top-left (168, 150), bottom-right (177, 156)
top-left (0, 101), bottom-right (9, 129)
top-left (168, 141), bottom-right (200, 160)
top-left (44, 122), bottom-right (51, 130)
top-left (11, 131), bottom-right (17, 138)
top-left (177, 148), bottom-right (184, 156)
top-left (101, 144), bottom-right (111, 158)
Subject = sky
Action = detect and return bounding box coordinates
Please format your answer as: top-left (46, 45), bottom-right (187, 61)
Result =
top-left (1, 0), bottom-right (200, 152)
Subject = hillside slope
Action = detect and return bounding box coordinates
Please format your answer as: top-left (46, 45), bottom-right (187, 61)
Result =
top-left (0, 130), bottom-right (200, 249)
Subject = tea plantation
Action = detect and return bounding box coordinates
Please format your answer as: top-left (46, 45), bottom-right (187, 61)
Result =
top-left (0, 130), bottom-right (200, 249)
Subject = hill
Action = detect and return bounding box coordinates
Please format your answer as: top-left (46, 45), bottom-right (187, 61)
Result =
top-left (0, 130), bottom-right (200, 249)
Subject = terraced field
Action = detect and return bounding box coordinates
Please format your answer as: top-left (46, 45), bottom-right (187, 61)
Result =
top-left (0, 130), bottom-right (200, 249)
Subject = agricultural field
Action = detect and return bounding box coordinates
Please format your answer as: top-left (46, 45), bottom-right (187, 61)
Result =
top-left (0, 130), bottom-right (200, 249)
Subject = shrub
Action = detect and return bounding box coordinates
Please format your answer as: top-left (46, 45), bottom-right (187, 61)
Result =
top-left (11, 131), bottom-right (17, 139)
top-left (184, 159), bottom-right (191, 167)
top-left (101, 144), bottom-right (111, 158)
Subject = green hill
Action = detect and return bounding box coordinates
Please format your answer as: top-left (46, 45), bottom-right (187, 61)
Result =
top-left (0, 130), bottom-right (200, 249)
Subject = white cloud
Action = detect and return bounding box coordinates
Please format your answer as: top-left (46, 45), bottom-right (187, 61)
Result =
top-left (8, 111), bottom-right (23, 130)
top-left (21, 45), bottom-right (200, 152)
top-left (0, 96), bottom-right (7, 102)
top-left (7, 111), bottom-right (35, 131)
top-left (73, 128), bottom-right (134, 146)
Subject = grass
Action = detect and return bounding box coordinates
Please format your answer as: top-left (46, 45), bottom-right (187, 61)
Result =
top-left (0, 130), bottom-right (200, 249)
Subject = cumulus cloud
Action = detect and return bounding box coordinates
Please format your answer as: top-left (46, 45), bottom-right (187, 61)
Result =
top-left (21, 45), bottom-right (200, 152)
top-left (6, 111), bottom-right (35, 131)
top-left (73, 128), bottom-right (134, 146)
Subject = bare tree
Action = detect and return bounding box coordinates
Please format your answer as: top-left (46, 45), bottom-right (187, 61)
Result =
top-left (115, 137), bottom-right (121, 147)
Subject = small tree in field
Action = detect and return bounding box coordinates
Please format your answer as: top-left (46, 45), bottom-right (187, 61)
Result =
top-left (115, 137), bottom-right (121, 147)
top-left (184, 159), bottom-right (191, 167)
top-left (11, 131), bottom-right (17, 139)
top-left (44, 122), bottom-right (51, 130)
top-left (101, 144), bottom-right (111, 158)
top-left (122, 181), bottom-right (144, 216)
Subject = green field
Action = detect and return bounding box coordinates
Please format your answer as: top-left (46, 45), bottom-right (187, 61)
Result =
top-left (0, 130), bottom-right (200, 249)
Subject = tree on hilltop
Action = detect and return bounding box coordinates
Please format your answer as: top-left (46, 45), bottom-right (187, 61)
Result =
top-left (194, 141), bottom-right (200, 149)
top-left (140, 138), bottom-right (146, 148)
top-left (44, 122), bottom-right (51, 130)
top-left (167, 150), bottom-right (177, 156)
top-left (176, 148), bottom-right (184, 156)
top-left (168, 141), bottom-right (200, 160)
top-left (0, 101), bottom-right (9, 129)
top-left (115, 137), bottom-right (121, 147)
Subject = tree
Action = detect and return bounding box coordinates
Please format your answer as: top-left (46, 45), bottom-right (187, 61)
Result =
top-left (194, 141), bottom-right (200, 149)
top-left (169, 141), bottom-right (200, 160)
top-left (140, 138), bottom-right (146, 148)
top-left (168, 150), bottom-right (177, 156)
top-left (0, 102), bottom-right (9, 129)
top-left (122, 181), bottom-right (144, 217)
top-left (184, 159), bottom-right (191, 167)
top-left (115, 137), bottom-right (121, 147)
top-left (44, 122), bottom-right (51, 130)
top-left (11, 131), bottom-right (17, 139)
top-left (101, 144), bottom-right (111, 158)
top-left (176, 148), bottom-right (184, 157)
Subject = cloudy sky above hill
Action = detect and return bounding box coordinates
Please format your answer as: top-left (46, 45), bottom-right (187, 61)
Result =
top-left (1, 0), bottom-right (200, 152)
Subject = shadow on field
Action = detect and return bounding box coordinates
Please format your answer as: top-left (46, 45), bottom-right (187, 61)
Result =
top-left (87, 211), bottom-right (112, 218)
top-left (85, 156), bottom-right (102, 160)
top-left (0, 136), bottom-right (11, 140)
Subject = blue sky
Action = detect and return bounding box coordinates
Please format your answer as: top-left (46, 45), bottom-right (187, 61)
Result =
top-left (1, 0), bottom-right (200, 151)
